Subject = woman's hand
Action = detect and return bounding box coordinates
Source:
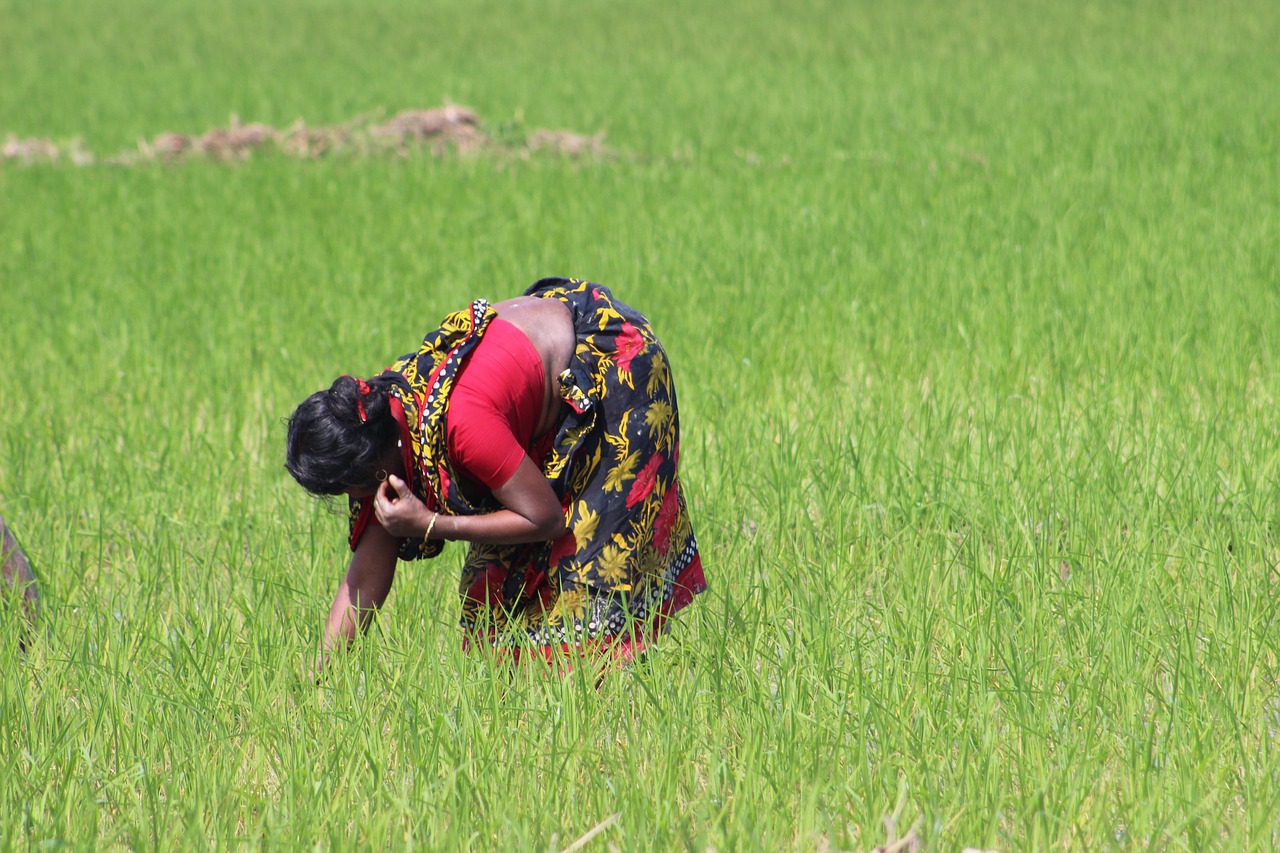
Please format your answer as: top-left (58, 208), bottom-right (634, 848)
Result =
top-left (373, 475), bottom-right (433, 538)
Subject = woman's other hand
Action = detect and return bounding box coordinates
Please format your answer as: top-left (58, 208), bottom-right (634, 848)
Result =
top-left (373, 475), bottom-right (432, 538)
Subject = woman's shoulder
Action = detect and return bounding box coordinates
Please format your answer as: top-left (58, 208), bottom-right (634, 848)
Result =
top-left (492, 296), bottom-right (574, 376)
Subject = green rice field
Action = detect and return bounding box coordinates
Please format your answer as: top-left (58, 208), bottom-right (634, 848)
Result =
top-left (2, 0), bottom-right (1279, 848)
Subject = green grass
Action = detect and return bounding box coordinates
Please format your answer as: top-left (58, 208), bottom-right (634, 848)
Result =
top-left (2, 0), bottom-right (1279, 848)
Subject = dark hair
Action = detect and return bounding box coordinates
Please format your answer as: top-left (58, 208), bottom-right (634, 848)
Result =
top-left (285, 375), bottom-right (399, 496)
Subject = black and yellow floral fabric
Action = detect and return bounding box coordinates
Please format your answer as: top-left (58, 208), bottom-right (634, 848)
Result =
top-left (348, 278), bottom-right (706, 650)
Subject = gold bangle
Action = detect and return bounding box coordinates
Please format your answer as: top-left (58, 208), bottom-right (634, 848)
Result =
top-left (424, 511), bottom-right (438, 542)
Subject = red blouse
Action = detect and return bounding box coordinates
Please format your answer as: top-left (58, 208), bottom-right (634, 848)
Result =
top-left (445, 318), bottom-right (544, 491)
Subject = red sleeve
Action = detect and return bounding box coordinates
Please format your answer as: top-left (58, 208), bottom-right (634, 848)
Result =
top-left (447, 392), bottom-right (528, 490)
top-left (445, 319), bottom-right (544, 491)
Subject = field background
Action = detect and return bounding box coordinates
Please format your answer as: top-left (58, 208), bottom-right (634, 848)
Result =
top-left (2, 0), bottom-right (1279, 848)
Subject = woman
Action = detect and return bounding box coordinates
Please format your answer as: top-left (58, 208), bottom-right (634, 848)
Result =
top-left (286, 278), bottom-right (706, 666)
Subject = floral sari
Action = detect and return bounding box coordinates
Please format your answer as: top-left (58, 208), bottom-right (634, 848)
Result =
top-left (348, 278), bottom-right (706, 660)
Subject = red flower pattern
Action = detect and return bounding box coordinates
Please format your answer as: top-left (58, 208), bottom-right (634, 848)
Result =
top-left (626, 452), bottom-right (664, 508)
top-left (615, 321), bottom-right (645, 374)
top-left (653, 481), bottom-right (680, 554)
top-left (548, 530), bottom-right (577, 567)
top-left (465, 562), bottom-right (508, 609)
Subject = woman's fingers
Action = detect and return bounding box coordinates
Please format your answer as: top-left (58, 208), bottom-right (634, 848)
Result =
top-left (386, 474), bottom-right (410, 500)
top-left (373, 476), bottom-right (427, 536)
top-left (373, 480), bottom-right (396, 525)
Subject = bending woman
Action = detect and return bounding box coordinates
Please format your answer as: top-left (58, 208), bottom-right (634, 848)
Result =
top-left (286, 278), bottom-right (706, 665)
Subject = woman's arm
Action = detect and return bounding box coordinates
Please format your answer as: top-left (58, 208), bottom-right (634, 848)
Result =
top-left (320, 521), bottom-right (400, 659)
top-left (374, 458), bottom-right (567, 545)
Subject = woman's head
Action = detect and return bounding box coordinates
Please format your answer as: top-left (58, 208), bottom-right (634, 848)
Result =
top-left (285, 375), bottom-right (399, 496)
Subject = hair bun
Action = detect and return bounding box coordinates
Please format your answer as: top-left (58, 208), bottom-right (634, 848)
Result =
top-left (287, 375), bottom-right (402, 495)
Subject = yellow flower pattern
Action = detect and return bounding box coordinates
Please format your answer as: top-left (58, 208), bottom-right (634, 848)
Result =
top-left (572, 503), bottom-right (600, 552)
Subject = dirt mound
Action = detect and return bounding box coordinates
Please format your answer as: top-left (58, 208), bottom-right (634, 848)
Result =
top-left (4, 106), bottom-right (611, 166)
top-left (3, 135), bottom-right (93, 165)
top-left (371, 106), bottom-right (485, 154)
top-left (195, 120), bottom-right (277, 160)
top-left (372, 105), bottom-right (477, 139)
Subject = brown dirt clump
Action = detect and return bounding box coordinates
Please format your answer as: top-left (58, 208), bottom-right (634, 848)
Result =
top-left (149, 132), bottom-right (194, 160)
top-left (280, 122), bottom-right (345, 158)
top-left (525, 129), bottom-right (608, 158)
top-left (195, 118), bottom-right (277, 160)
top-left (2, 135), bottom-right (60, 163)
top-left (370, 106), bottom-right (486, 154)
top-left (372, 105), bottom-right (478, 140)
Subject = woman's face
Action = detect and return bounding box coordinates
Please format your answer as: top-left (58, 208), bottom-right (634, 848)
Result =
top-left (341, 447), bottom-right (405, 499)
